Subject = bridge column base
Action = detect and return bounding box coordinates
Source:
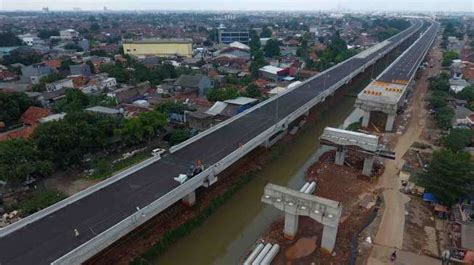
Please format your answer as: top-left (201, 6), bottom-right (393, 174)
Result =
top-left (362, 156), bottom-right (375, 176)
top-left (321, 225), bottom-right (338, 253)
top-left (283, 212), bottom-right (299, 240)
top-left (362, 110), bottom-right (370, 127)
top-left (334, 149), bottom-right (346, 165)
top-left (182, 191), bottom-right (196, 206)
top-left (385, 114), bottom-right (395, 132)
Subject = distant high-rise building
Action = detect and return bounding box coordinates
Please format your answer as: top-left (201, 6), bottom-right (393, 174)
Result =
top-left (218, 29), bottom-right (250, 45)
top-left (42, 7), bottom-right (49, 13)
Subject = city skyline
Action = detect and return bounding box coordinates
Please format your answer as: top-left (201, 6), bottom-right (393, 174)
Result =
top-left (1, 0), bottom-right (473, 12)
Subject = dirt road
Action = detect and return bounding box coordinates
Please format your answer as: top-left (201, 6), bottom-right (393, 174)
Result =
top-left (367, 40), bottom-right (442, 264)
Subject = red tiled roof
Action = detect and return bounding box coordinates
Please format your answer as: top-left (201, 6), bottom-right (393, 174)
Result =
top-left (21, 106), bottom-right (50, 125)
top-left (43, 59), bottom-right (62, 69)
top-left (0, 125), bottom-right (36, 142)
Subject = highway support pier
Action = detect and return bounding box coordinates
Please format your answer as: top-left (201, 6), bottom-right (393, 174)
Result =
top-left (320, 127), bottom-right (395, 176)
top-left (261, 183), bottom-right (342, 253)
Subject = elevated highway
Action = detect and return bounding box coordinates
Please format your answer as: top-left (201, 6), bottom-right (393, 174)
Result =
top-left (0, 19), bottom-right (427, 265)
top-left (356, 20), bottom-right (439, 131)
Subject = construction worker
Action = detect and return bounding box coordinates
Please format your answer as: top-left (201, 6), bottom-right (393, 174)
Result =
top-left (74, 228), bottom-right (80, 237)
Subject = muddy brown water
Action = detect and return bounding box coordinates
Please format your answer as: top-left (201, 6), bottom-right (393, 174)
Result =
top-left (153, 93), bottom-right (361, 265)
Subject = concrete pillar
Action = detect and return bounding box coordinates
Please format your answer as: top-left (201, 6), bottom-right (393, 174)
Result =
top-left (334, 149), bottom-right (346, 166)
top-left (283, 212), bottom-right (299, 239)
top-left (362, 156), bottom-right (374, 176)
top-left (361, 110), bottom-right (370, 128)
top-left (385, 114), bottom-right (396, 132)
top-left (321, 225), bottom-right (338, 253)
top-left (182, 191), bottom-right (196, 206)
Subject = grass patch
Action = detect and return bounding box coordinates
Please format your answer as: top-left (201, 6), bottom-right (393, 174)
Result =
top-left (346, 121), bottom-right (362, 131)
top-left (89, 152), bottom-right (150, 180)
top-left (17, 189), bottom-right (67, 215)
top-left (130, 173), bottom-right (255, 265)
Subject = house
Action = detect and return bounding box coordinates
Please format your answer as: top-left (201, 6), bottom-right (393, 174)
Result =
top-left (21, 106), bottom-right (51, 125)
top-left (39, 88), bottom-right (68, 107)
top-left (39, 113), bottom-right (66, 123)
top-left (45, 79), bottom-right (74, 92)
top-left (454, 106), bottom-right (474, 128)
top-left (173, 74), bottom-right (212, 98)
top-left (0, 70), bottom-right (17, 81)
top-left (450, 78), bottom-right (470, 93)
top-left (69, 64), bottom-right (91, 76)
top-left (21, 63), bottom-right (55, 84)
top-left (85, 106), bottom-right (121, 117)
top-left (259, 65), bottom-right (290, 82)
top-left (186, 111), bottom-right (213, 130)
top-left (107, 81), bottom-right (150, 103)
top-left (59, 29), bottom-right (79, 40)
top-left (221, 97), bottom-right (258, 117)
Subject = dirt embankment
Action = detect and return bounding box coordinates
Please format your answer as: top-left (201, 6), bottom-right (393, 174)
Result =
top-left (259, 151), bottom-right (383, 265)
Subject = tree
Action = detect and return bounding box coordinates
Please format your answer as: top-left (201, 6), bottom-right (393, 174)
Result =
top-left (244, 84), bottom-right (262, 98)
top-left (0, 92), bottom-right (33, 126)
top-left (442, 50), bottom-right (459, 67)
top-left (428, 91), bottom-right (448, 109)
top-left (435, 106), bottom-right (455, 129)
top-left (90, 23), bottom-right (100, 32)
top-left (99, 63), bottom-right (130, 83)
top-left (116, 111), bottom-right (167, 144)
top-left (264, 39), bottom-right (281, 58)
top-left (53, 89), bottom-right (89, 113)
top-left (0, 139), bottom-right (52, 183)
top-left (249, 29), bottom-right (261, 54)
top-left (418, 149), bottom-right (474, 205)
top-left (169, 129), bottom-right (191, 146)
top-left (260, 27), bottom-right (273, 38)
top-left (456, 85), bottom-right (474, 102)
top-left (206, 87), bottom-right (240, 102)
top-left (443, 128), bottom-right (473, 152)
top-left (64, 43), bottom-right (83, 52)
top-left (429, 73), bottom-right (450, 92)
top-left (0, 32), bottom-right (22, 47)
top-left (60, 58), bottom-right (74, 71)
top-left (38, 29), bottom-right (59, 39)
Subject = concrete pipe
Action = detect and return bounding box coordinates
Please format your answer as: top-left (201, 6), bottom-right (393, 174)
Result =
top-left (299, 182), bottom-right (309, 193)
top-left (304, 181), bottom-right (316, 194)
top-left (252, 243), bottom-right (272, 265)
top-left (243, 243), bottom-right (264, 265)
top-left (260, 244), bottom-right (280, 265)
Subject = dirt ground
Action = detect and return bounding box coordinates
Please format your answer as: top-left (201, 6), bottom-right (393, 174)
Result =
top-left (257, 150), bottom-right (382, 265)
top-left (363, 38), bottom-right (446, 265)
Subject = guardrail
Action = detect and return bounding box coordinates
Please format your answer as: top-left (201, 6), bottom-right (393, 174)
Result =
top-left (0, 155), bottom-right (162, 237)
top-left (52, 25), bottom-right (422, 264)
top-left (0, 19), bottom-right (423, 264)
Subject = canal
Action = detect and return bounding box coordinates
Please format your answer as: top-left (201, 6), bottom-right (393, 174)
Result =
top-left (153, 88), bottom-right (364, 265)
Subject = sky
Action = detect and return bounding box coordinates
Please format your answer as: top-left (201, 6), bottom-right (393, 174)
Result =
top-left (0, 0), bottom-right (473, 12)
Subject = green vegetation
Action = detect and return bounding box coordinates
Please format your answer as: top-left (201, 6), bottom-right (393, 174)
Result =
top-left (442, 50), bottom-right (459, 67)
top-left (168, 129), bottom-right (191, 146)
top-left (16, 189), bottom-right (67, 215)
top-left (32, 72), bottom-right (66, 92)
top-left (434, 106), bottom-right (455, 129)
top-left (443, 128), bottom-right (473, 153)
top-left (0, 92), bottom-right (33, 127)
top-left (90, 151), bottom-right (150, 180)
top-left (316, 31), bottom-right (357, 71)
top-left (0, 139), bottom-right (52, 183)
top-left (243, 84), bottom-right (262, 98)
top-left (346, 121), bottom-right (362, 131)
top-left (130, 174), bottom-right (255, 264)
top-left (260, 26), bottom-right (272, 38)
top-left (64, 43), bottom-right (84, 52)
top-left (1, 48), bottom-right (42, 66)
top-left (100, 63), bottom-right (130, 83)
top-left (116, 111), bottom-right (167, 144)
top-left (38, 29), bottom-right (59, 39)
top-left (206, 87), bottom-right (240, 102)
top-left (418, 149), bottom-right (474, 205)
top-left (263, 39), bottom-right (281, 58)
top-left (0, 32), bottom-right (22, 47)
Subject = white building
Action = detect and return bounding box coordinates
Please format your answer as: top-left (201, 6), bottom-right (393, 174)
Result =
top-left (18, 34), bottom-right (42, 46)
top-left (45, 79), bottom-right (74, 92)
top-left (59, 29), bottom-right (79, 40)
